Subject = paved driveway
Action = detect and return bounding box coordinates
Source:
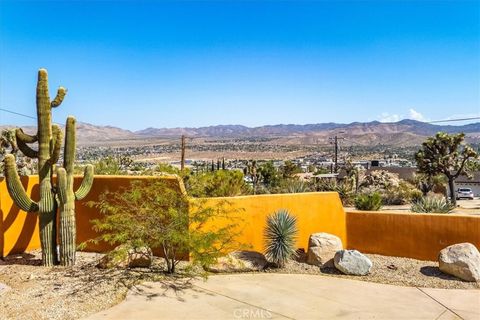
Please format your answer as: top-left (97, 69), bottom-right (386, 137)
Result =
top-left (85, 274), bottom-right (480, 320)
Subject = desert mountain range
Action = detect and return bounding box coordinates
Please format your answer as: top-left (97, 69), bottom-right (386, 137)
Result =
top-left (2, 119), bottom-right (479, 147)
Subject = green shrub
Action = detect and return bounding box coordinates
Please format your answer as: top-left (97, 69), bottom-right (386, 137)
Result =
top-left (411, 196), bottom-right (455, 213)
top-left (354, 192), bottom-right (383, 211)
top-left (264, 209), bottom-right (298, 268)
top-left (87, 180), bottom-right (239, 274)
top-left (186, 170), bottom-right (250, 197)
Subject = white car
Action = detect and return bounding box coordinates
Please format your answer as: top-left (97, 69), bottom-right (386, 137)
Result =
top-left (456, 188), bottom-right (474, 200)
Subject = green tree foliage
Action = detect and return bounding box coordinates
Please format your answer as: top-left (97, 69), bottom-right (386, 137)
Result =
top-left (258, 161), bottom-right (281, 189)
top-left (280, 160), bottom-right (302, 179)
top-left (264, 209), bottom-right (298, 268)
top-left (88, 180), bottom-right (239, 274)
top-left (415, 132), bottom-right (478, 205)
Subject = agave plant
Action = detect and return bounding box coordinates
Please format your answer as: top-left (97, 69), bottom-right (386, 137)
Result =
top-left (411, 195), bottom-right (454, 213)
top-left (264, 209), bottom-right (298, 267)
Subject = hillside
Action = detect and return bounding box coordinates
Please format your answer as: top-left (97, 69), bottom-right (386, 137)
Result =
top-left (2, 119), bottom-right (479, 147)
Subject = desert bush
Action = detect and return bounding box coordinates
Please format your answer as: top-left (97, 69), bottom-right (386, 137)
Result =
top-left (354, 192), bottom-right (382, 211)
top-left (264, 209), bottom-right (298, 268)
top-left (186, 170), bottom-right (250, 197)
top-left (382, 181), bottom-right (423, 205)
top-left (277, 178), bottom-right (311, 194)
top-left (411, 195), bottom-right (455, 213)
top-left (87, 180), bottom-right (239, 274)
top-left (314, 179), bottom-right (354, 206)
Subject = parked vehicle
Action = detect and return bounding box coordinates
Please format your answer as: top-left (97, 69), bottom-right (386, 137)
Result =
top-left (456, 188), bottom-right (474, 200)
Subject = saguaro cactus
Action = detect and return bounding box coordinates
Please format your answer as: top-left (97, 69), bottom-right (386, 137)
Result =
top-left (57, 117), bottom-right (93, 266)
top-left (4, 69), bottom-right (93, 266)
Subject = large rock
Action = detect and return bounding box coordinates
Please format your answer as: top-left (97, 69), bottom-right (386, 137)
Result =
top-left (334, 250), bottom-right (372, 275)
top-left (207, 251), bottom-right (268, 273)
top-left (306, 233), bottom-right (343, 267)
top-left (438, 243), bottom-right (480, 282)
top-left (97, 244), bottom-right (153, 269)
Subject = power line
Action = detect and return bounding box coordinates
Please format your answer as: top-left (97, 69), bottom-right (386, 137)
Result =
top-left (427, 117), bottom-right (480, 124)
top-left (0, 107), bottom-right (36, 120)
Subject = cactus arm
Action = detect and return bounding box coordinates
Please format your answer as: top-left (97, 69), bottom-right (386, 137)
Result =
top-left (56, 167), bottom-right (68, 204)
top-left (75, 164), bottom-right (94, 200)
top-left (16, 128), bottom-right (38, 143)
top-left (51, 87), bottom-right (67, 108)
top-left (3, 154), bottom-right (39, 212)
top-left (48, 125), bottom-right (63, 165)
top-left (16, 137), bottom-right (38, 158)
top-left (63, 117), bottom-right (75, 174)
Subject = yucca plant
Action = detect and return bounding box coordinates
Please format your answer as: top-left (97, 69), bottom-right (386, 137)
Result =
top-left (264, 209), bottom-right (298, 268)
top-left (411, 195), bottom-right (455, 213)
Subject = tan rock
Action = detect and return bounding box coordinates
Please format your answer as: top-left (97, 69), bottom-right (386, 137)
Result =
top-left (97, 244), bottom-right (152, 269)
top-left (438, 243), bottom-right (480, 282)
top-left (306, 233), bottom-right (343, 267)
top-left (207, 251), bottom-right (268, 273)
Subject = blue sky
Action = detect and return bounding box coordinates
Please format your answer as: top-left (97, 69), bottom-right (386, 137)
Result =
top-left (0, 1), bottom-right (479, 131)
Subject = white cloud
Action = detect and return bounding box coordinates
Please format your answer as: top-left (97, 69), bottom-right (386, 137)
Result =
top-left (408, 108), bottom-right (425, 121)
top-left (378, 112), bottom-right (401, 123)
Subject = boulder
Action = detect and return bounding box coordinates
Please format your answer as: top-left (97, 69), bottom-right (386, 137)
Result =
top-left (438, 243), bottom-right (480, 282)
top-left (306, 233), bottom-right (343, 267)
top-left (97, 244), bottom-right (152, 269)
top-left (334, 250), bottom-right (372, 275)
top-left (207, 251), bottom-right (268, 273)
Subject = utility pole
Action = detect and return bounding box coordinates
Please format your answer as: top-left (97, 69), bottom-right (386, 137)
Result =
top-left (180, 135), bottom-right (186, 171)
top-left (329, 133), bottom-right (345, 173)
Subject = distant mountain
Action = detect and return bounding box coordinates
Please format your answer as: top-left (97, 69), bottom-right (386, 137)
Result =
top-left (135, 119), bottom-right (480, 138)
top-left (2, 119), bottom-right (479, 146)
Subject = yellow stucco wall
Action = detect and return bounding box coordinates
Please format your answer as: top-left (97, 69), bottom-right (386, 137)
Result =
top-left (194, 192), bottom-right (347, 253)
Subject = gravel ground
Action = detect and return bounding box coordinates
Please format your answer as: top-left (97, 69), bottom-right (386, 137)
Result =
top-left (0, 250), bottom-right (477, 320)
top-left (265, 251), bottom-right (479, 290)
top-left (0, 250), bottom-right (194, 320)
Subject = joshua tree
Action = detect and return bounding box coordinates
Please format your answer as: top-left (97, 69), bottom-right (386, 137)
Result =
top-left (415, 132), bottom-right (478, 206)
top-left (4, 69), bottom-right (94, 266)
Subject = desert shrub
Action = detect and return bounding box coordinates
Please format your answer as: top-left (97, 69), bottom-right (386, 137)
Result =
top-left (264, 209), bottom-right (298, 268)
top-left (87, 180), bottom-right (239, 274)
top-left (314, 179), bottom-right (354, 206)
top-left (382, 181), bottom-right (423, 205)
top-left (354, 192), bottom-right (382, 211)
top-left (277, 178), bottom-right (311, 194)
top-left (186, 170), bottom-right (250, 197)
top-left (411, 195), bottom-right (455, 213)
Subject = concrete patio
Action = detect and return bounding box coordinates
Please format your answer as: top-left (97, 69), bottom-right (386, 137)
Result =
top-left (85, 274), bottom-right (480, 320)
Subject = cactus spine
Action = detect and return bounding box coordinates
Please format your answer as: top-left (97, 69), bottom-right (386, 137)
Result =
top-left (3, 69), bottom-right (94, 266)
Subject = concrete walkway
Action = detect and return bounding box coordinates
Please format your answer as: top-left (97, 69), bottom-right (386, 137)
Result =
top-left (85, 274), bottom-right (480, 320)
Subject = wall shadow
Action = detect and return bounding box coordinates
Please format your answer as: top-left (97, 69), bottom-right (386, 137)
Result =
top-left (2, 177), bottom-right (40, 257)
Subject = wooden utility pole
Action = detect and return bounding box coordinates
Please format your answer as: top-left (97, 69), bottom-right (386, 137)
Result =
top-left (180, 135), bottom-right (186, 171)
top-left (329, 134), bottom-right (345, 173)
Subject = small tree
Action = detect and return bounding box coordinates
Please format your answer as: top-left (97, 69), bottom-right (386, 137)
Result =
top-left (89, 180), bottom-right (239, 274)
top-left (415, 132), bottom-right (478, 206)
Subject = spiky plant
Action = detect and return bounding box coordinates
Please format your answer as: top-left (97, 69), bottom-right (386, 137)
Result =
top-left (264, 209), bottom-right (298, 268)
top-left (411, 195), bottom-right (455, 213)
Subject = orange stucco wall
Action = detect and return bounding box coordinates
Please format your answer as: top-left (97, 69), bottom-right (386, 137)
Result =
top-left (346, 211), bottom-right (480, 261)
top-left (1, 175), bottom-right (479, 261)
top-left (0, 175), bottom-right (186, 257)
